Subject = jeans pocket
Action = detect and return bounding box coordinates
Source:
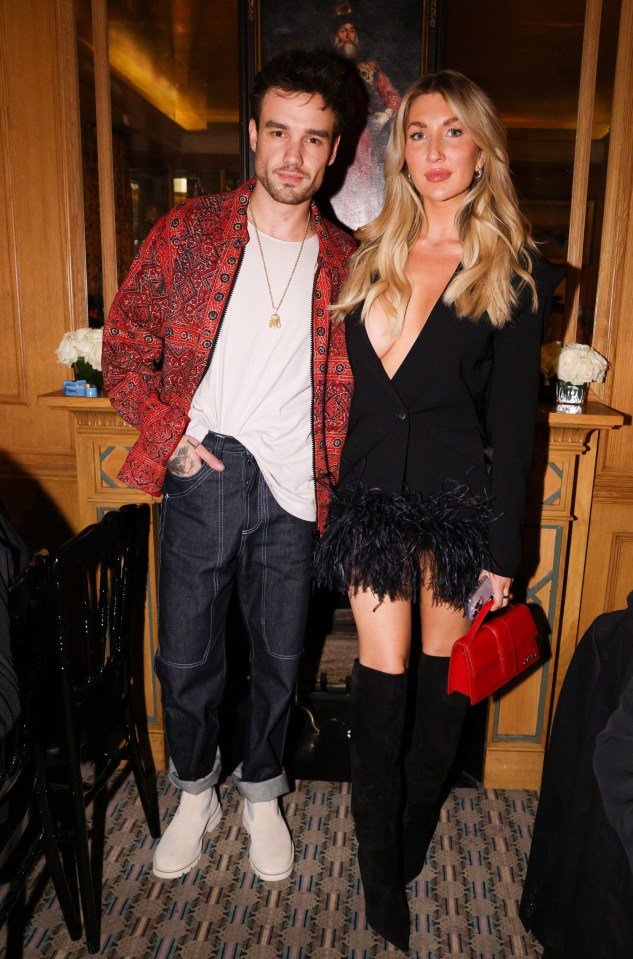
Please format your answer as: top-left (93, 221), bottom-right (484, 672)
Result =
top-left (163, 463), bottom-right (213, 499)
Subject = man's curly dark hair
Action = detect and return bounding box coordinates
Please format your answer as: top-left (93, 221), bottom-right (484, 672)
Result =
top-left (251, 49), bottom-right (348, 138)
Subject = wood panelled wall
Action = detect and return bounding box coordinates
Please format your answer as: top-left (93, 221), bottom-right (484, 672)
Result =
top-left (1, 0), bottom-right (633, 734)
top-left (579, 0), bottom-right (633, 634)
top-left (0, 0), bottom-right (84, 546)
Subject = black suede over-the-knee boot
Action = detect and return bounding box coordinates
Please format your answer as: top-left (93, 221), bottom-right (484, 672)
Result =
top-left (350, 660), bottom-right (410, 953)
top-left (403, 652), bottom-right (470, 884)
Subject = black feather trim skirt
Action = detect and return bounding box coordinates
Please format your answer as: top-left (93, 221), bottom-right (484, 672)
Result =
top-left (314, 482), bottom-right (495, 608)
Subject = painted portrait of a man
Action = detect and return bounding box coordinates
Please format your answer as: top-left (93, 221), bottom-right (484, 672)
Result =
top-left (329, 12), bottom-right (401, 229)
top-left (258, 0), bottom-right (423, 232)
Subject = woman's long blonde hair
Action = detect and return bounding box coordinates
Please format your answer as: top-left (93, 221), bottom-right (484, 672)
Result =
top-left (334, 70), bottom-right (537, 332)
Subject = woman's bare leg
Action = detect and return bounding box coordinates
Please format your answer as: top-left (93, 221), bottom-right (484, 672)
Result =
top-left (349, 587), bottom-right (412, 673)
top-left (419, 583), bottom-right (470, 655)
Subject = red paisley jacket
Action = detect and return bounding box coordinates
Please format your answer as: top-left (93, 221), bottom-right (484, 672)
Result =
top-left (102, 179), bottom-right (355, 531)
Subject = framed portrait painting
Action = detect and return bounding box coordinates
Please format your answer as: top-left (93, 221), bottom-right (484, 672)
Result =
top-left (240, 0), bottom-right (438, 233)
top-left (521, 199), bottom-right (595, 265)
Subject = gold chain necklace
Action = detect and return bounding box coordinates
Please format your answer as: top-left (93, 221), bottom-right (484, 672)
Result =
top-left (249, 206), bottom-right (311, 329)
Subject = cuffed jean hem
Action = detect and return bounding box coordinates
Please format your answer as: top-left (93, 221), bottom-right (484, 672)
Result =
top-left (169, 748), bottom-right (222, 795)
top-left (232, 763), bottom-right (289, 802)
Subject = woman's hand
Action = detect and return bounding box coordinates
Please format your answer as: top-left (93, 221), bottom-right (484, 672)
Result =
top-left (480, 569), bottom-right (512, 612)
top-left (167, 434), bottom-right (225, 477)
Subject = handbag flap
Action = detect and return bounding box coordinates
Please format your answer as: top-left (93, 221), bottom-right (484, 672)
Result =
top-left (454, 603), bottom-right (537, 680)
top-left (496, 604), bottom-right (538, 676)
top-left (458, 626), bottom-right (502, 677)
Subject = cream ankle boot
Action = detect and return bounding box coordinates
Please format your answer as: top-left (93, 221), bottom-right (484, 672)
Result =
top-left (153, 787), bottom-right (222, 879)
top-left (242, 798), bottom-right (294, 882)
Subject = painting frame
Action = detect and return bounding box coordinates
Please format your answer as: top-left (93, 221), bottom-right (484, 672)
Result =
top-left (238, 0), bottom-right (440, 232)
top-left (219, 169), bottom-right (242, 193)
top-left (522, 199), bottom-right (595, 265)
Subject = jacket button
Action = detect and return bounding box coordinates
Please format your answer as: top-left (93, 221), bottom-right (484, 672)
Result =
top-left (396, 411), bottom-right (407, 420)
top-left (523, 891), bottom-right (537, 916)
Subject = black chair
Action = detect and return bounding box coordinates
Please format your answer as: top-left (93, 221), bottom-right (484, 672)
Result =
top-left (520, 594), bottom-right (633, 958)
top-left (45, 504), bottom-right (161, 953)
top-left (0, 553), bottom-right (81, 940)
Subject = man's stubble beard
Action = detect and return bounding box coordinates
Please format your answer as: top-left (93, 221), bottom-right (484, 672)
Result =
top-left (254, 164), bottom-right (323, 206)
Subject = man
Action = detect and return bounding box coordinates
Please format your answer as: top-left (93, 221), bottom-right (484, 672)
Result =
top-left (331, 16), bottom-right (401, 230)
top-left (102, 50), bottom-right (354, 883)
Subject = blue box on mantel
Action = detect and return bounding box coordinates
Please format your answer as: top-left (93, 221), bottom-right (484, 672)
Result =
top-left (62, 379), bottom-right (98, 398)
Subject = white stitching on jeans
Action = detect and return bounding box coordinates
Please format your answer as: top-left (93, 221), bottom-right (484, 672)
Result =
top-left (260, 474), bottom-right (268, 649)
top-left (216, 457), bottom-right (225, 692)
top-left (241, 453), bottom-right (262, 538)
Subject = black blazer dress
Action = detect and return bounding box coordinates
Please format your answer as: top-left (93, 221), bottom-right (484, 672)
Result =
top-left (315, 257), bottom-right (562, 604)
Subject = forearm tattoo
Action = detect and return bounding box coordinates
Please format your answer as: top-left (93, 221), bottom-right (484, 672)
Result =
top-left (167, 438), bottom-right (201, 476)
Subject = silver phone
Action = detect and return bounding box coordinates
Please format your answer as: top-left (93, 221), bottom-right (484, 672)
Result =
top-left (464, 576), bottom-right (493, 620)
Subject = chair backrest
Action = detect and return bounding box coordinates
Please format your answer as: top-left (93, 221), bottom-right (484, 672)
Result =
top-left (49, 504), bottom-right (150, 718)
top-left (0, 502), bottom-right (32, 742)
top-left (0, 553), bottom-right (49, 868)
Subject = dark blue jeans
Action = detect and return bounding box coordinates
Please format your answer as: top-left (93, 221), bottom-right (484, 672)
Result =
top-left (156, 431), bottom-right (315, 801)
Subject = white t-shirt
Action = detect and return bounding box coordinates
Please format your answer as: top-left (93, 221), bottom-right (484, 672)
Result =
top-left (187, 224), bottom-right (319, 521)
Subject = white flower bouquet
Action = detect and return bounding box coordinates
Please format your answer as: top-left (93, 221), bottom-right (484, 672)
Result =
top-left (56, 327), bottom-right (103, 371)
top-left (56, 327), bottom-right (104, 392)
top-left (540, 341), bottom-right (609, 387)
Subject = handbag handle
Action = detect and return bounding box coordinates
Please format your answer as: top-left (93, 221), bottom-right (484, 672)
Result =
top-left (467, 597), bottom-right (494, 635)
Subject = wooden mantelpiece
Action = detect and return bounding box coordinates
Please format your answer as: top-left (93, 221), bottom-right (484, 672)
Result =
top-left (484, 396), bottom-right (624, 788)
top-left (38, 392), bottom-right (165, 769)
top-left (40, 392), bottom-right (624, 787)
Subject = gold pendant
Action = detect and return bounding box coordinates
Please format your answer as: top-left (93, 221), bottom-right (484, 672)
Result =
top-left (269, 313), bottom-right (281, 329)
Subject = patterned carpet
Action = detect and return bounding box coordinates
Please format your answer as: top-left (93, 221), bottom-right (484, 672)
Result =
top-left (0, 774), bottom-right (543, 959)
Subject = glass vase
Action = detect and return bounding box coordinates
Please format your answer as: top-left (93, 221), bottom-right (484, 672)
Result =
top-left (555, 379), bottom-right (587, 407)
top-left (73, 359), bottom-right (104, 393)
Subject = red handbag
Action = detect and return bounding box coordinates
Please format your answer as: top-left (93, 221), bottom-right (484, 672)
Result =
top-left (448, 599), bottom-right (540, 704)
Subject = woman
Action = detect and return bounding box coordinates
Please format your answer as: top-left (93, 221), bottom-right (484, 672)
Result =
top-left (316, 70), bottom-right (562, 952)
